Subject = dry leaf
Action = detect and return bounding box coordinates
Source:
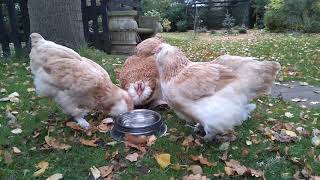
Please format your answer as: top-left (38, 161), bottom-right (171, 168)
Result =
top-left (33, 161), bottom-right (49, 177)
top-left (224, 159), bottom-right (264, 177)
top-left (11, 128), bottom-right (22, 134)
top-left (90, 166), bottom-right (101, 179)
top-left (182, 135), bottom-right (194, 147)
top-left (225, 166), bottom-right (235, 176)
top-left (183, 174), bottom-right (210, 180)
top-left (125, 153), bottom-right (139, 162)
top-left (147, 135), bottom-right (157, 146)
top-left (46, 173), bottom-right (63, 180)
top-left (190, 165), bottom-right (203, 175)
top-left (80, 137), bottom-right (99, 147)
top-left (124, 134), bottom-right (148, 145)
top-left (98, 165), bottom-right (113, 178)
top-left (285, 112), bottom-right (294, 118)
top-left (4, 150), bottom-right (13, 165)
top-left (45, 136), bottom-right (71, 150)
top-left (285, 130), bottom-right (297, 137)
top-left (241, 147), bottom-right (250, 156)
top-left (66, 121), bottom-right (85, 131)
top-left (155, 153), bottom-right (171, 169)
top-left (12, 147), bottom-right (21, 154)
top-left (98, 123), bottom-right (112, 133)
top-left (101, 118), bottom-right (113, 124)
top-left (190, 154), bottom-right (216, 167)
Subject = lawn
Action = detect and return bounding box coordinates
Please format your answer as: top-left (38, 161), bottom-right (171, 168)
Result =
top-left (0, 31), bottom-right (320, 179)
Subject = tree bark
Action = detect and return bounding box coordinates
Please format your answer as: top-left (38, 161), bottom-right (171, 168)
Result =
top-left (27, 0), bottom-right (85, 49)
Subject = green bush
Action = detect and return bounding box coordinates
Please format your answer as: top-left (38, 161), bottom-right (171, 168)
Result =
top-left (163, 3), bottom-right (187, 31)
top-left (144, 10), bottom-right (162, 21)
top-left (176, 20), bottom-right (188, 32)
top-left (264, 0), bottom-right (320, 33)
top-left (238, 25), bottom-right (247, 34)
top-left (264, 8), bottom-right (288, 32)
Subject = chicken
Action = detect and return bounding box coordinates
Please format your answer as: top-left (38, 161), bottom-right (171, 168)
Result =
top-left (118, 36), bottom-right (166, 107)
top-left (155, 43), bottom-right (281, 141)
top-left (29, 33), bottom-right (133, 129)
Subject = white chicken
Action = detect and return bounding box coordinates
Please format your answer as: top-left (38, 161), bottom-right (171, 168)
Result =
top-left (118, 36), bottom-right (166, 108)
top-left (29, 33), bottom-right (133, 129)
top-left (155, 43), bottom-right (281, 141)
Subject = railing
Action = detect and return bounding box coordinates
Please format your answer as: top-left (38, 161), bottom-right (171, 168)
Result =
top-left (0, 0), bottom-right (29, 57)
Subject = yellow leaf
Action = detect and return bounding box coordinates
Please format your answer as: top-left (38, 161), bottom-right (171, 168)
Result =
top-left (46, 173), bottom-right (63, 180)
top-left (155, 153), bottom-right (171, 169)
top-left (33, 161), bottom-right (49, 177)
top-left (285, 130), bottom-right (297, 137)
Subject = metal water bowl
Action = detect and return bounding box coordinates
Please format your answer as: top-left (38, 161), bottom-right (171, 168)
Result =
top-left (110, 109), bottom-right (167, 141)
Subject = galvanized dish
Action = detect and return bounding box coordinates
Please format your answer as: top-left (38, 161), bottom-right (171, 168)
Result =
top-left (110, 109), bottom-right (167, 141)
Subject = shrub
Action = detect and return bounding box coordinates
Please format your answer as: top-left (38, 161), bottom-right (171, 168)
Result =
top-left (264, 8), bottom-right (287, 32)
top-left (264, 0), bottom-right (320, 33)
top-left (163, 3), bottom-right (187, 31)
top-left (145, 10), bottom-right (162, 21)
top-left (222, 12), bottom-right (235, 33)
top-left (162, 18), bottom-right (171, 32)
top-left (176, 20), bottom-right (188, 32)
top-left (238, 25), bottom-right (247, 34)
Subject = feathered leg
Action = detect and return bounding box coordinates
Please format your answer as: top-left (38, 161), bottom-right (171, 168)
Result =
top-left (54, 92), bottom-right (90, 129)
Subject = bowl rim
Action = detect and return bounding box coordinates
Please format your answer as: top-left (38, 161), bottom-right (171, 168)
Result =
top-left (115, 109), bottom-right (162, 128)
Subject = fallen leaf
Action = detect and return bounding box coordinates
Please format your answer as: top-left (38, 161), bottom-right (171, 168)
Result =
top-left (225, 166), bottom-right (235, 176)
top-left (46, 173), bottom-right (63, 180)
top-left (90, 166), bottom-right (101, 179)
top-left (224, 159), bottom-right (264, 177)
top-left (241, 147), bottom-right (250, 156)
top-left (124, 134), bottom-right (148, 145)
top-left (33, 161), bottom-right (49, 177)
top-left (12, 147), bottom-right (21, 154)
top-left (11, 128), bottom-right (22, 134)
top-left (101, 118), bottom-right (113, 124)
top-left (66, 121), bottom-right (85, 131)
top-left (125, 153), bottom-right (139, 162)
top-left (147, 135), bottom-right (157, 146)
top-left (312, 136), bottom-right (320, 146)
top-left (183, 174), bottom-right (209, 180)
top-left (45, 136), bottom-right (71, 150)
top-left (189, 165), bottom-right (203, 175)
top-left (98, 165), bottom-right (113, 178)
top-left (27, 88), bottom-right (36, 92)
top-left (171, 164), bottom-right (182, 171)
top-left (4, 150), bottom-right (13, 165)
top-left (190, 154), bottom-right (216, 167)
top-left (182, 135), bottom-right (194, 147)
top-left (98, 123), bottom-right (112, 133)
top-left (285, 130), bottom-right (297, 137)
top-left (219, 142), bottom-right (230, 151)
top-left (285, 112), bottom-right (294, 118)
top-left (0, 92), bottom-right (20, 103)
top-left (155, 153), bottom-right (171, 169)
top-left (246, 140), bottom-right (252, 146)
top-left (80, 137), bottom-right (99, 147)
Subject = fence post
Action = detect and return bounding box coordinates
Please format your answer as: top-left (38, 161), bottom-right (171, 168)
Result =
top-left (6, 0), bottom-right (22, 56)
top-left (0, 3), bottom-right (11, 57)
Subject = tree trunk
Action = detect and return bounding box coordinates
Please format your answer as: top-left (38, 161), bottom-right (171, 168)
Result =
top-left (27, 0), bottom-right (85, 49)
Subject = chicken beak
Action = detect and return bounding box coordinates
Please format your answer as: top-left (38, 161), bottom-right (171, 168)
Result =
top-left (137, 89), bottom-right (143, 96)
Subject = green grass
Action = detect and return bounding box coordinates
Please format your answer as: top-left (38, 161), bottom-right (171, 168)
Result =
top-left (0, 31), bottom-right (320, 179)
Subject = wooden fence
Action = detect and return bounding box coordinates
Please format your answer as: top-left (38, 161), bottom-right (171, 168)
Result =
top-left (0, 0), bottom-right (29, 57)
top-left (81, 0), bottom-right (111, 53)
top-left (0, 0), bottom-right (143, 57)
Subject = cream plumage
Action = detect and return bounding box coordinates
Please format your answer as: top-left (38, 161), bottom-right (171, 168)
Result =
top-left (29, 33), bottom-right (133, 129)
top-left (118, 36), bottom-right (166, 107)
top-left (155, 43), bottom-right (281, 141)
